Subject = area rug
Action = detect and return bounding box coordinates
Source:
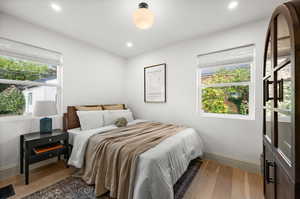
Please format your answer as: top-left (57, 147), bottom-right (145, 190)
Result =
top-left (23, 159), bottom-right (202, 199)
top-left (0, 184), bottom-right (15, 199)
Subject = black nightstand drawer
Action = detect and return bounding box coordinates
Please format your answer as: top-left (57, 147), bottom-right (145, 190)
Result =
top-left (28, 134), bottom-right (67, 147)
top-left (30, 148), bottom-right (66, 164)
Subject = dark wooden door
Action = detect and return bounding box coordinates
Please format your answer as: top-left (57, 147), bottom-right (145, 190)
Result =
top-left (262, 1), bottom-right (300, 199)
top-left (264, 145), bottom-right (275, 199)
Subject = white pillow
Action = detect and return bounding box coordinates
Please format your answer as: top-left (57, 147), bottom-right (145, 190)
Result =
top-left (76, 110), bottom-right (104, 130)
top-left (103, 109), bottom-right (134, 126)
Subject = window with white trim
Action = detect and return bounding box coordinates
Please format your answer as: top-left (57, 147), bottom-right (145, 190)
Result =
top-left (197, 44), bottom-right (255, 119)
top-left (0, 38), bottom-right (62, 117)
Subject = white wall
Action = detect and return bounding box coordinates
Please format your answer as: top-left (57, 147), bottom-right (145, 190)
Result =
top-left (0, 13), bottom-right (126, 171)
top-left (0, 12), bottom-right (269, 172)
top-left (125, 19), bottom-right (268, 165)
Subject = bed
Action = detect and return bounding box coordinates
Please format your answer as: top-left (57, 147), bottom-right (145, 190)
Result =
top-left (63, 104), bottom-right (204, 199)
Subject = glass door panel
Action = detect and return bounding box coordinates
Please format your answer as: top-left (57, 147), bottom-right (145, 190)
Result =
top-left (277, 14), bottom-right (291, 65)
top-left (277, 64), bottom-right (292, 111)
top-left (265, 108), bottom-right (272, 142)
top-left (276, 14), bottom-right (293, 163)
top-left (265, 38), bottom-right (272, 76)
top-left (277, 111), bottom-right (292, 162)
top-left (264, 75), bottom-right (273, 142)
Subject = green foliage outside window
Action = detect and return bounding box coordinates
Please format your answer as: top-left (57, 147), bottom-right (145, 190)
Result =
top-left (0, 86), bottom-right (25, 115)
top-left (201, 66), bottom-right (250, 115)
top-left (0, 56), bottom-right (56, 115)
top-left (0, 56), bottom-right (56, 84)
top-left (202, 67), bottom-right (250, 85)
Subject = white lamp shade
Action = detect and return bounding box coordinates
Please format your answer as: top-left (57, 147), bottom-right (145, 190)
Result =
top-left (33, 101), bottom-right (58, 117)
top-left (133, 8), bottom-right (154, 29)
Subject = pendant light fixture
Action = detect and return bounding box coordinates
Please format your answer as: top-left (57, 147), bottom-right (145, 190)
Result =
top-left (133, 2), bottom-right (154, 29)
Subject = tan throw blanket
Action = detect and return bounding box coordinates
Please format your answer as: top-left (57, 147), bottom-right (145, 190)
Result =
top-left (81, 122), bottom-right (186, 199)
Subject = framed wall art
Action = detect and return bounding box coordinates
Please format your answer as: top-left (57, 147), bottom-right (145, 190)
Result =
top-left (144, 63), bottom-right (166, 103)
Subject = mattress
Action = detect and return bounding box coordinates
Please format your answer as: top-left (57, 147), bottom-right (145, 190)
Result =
top-left (67, 128), bottom-right (81, 145)
top-left (68, 120), bottom-right (204, 199)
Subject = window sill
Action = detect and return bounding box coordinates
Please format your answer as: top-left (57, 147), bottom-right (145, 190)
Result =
top-left (198, 112), bottom-right (255, 120)
top-left (0, 115), bottom-right (62, 122)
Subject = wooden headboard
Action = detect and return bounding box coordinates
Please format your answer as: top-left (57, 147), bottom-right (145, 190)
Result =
top-left (63, 104), bottom-right (126, 131)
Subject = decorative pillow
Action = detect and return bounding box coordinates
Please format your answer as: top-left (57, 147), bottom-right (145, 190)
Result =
top-left (76, 110), bottom-right (104, 130)
top-left (75, 106), bottom-right (103, 111)
top-left (102, 104), bottom-right (125, 110)
top-left (103, 109), bottom-right (134, 126)
top-left (114, 117), bottom-right (128, 127)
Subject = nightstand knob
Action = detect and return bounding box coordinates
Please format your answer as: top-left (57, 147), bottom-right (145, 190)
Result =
top-left (49, 139), bottom-right (52, 142)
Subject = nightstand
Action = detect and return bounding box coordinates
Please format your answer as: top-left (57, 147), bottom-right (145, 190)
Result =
top-left (20, 130), bottom-right (69, 184)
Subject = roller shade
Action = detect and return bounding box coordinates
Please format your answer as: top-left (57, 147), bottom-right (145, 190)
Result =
top-left (197, 44), bottom-right (254, 68)
top-left (0, 37), bottom-right (62, 65)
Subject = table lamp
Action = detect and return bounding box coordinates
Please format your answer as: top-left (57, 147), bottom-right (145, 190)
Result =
top-left (33, 101), bottom-right (57, 134)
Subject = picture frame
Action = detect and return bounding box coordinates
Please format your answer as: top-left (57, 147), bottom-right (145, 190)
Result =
top-left (144, 63), bottom-right (166, 103)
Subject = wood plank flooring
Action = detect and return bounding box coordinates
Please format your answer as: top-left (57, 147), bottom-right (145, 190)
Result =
top-left (0, 161), bottom-right (75, 199)
top-left (0, 160), bottom-right (264, 199)
top-left (183, 160), bottom-right (264, 199)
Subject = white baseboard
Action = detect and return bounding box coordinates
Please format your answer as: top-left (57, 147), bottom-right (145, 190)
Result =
top-left (0, 158), bottom-right (58, 181)
top-left (204, 152), bottom-right (261, 174)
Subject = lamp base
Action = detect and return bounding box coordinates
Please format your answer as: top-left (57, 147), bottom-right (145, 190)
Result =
top-left (40, 117), bottom-right (53, 134)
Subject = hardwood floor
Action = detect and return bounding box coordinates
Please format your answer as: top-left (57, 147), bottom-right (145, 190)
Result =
top-left (0, 160), bottom-right (263, 199)
top-left (183, 160), bottom-right (264, 199)
top-left (0, 161), bottom-right (76, 199)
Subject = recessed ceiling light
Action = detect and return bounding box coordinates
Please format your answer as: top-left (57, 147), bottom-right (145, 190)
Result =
top-left (228, 1), bottom-right (239, 10)
top-left (126, 42), bottom-right (133, 48)
top-left (51, 3), bottom-right (62, 12)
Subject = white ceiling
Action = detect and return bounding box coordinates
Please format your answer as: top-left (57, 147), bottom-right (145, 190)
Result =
top-left (0, 0), bottom-right (287, 58)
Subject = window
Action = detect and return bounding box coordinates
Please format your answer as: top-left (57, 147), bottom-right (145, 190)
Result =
top-left (197, 44), bottom-right (255, 119)
top-left (0, 38), bottom-right (62, 117)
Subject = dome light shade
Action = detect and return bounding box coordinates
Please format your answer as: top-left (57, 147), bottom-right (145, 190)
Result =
top-left (133, 2), bottom-right (154, 29)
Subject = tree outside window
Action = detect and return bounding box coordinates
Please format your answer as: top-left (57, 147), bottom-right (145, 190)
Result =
top-left (200, 64), bottom-right (251, 115)
top-left (0, 55), bottom-right (57, 116)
